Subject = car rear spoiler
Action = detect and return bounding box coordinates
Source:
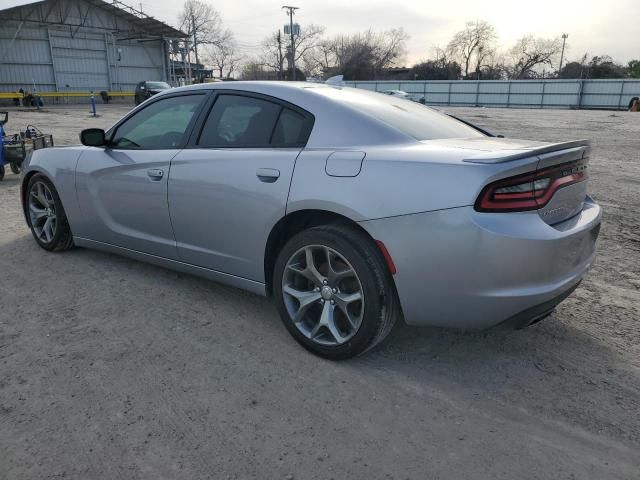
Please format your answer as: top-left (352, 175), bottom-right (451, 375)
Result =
top-left (463, 139), bottom-right (591, 164)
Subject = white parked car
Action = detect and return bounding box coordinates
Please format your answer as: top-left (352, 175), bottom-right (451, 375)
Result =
top-left (381, 89), bottom-right (410, 98)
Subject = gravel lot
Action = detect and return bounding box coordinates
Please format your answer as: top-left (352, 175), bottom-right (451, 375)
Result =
top-left (1, 104), bottom-right (639, 479)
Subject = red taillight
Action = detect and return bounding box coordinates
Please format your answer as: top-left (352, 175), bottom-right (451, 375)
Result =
top-left (475, 160), bottom-right (588, 212)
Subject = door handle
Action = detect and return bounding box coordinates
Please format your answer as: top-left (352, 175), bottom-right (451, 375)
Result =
top-left (256, 168), bottom-right (280, 183)
top-left (147, 168), bottom-right (164, 180)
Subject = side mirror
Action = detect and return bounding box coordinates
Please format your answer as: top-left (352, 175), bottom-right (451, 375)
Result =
top-left (80, 128), bottom-right (106, 147)
top-left (0, 111), bottom-right (7, 125)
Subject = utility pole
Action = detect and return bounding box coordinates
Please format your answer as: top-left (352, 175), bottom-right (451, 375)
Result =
top-left (276, 30), bottom-right (284, 80)
top-left (559, 33), bottom-right (568, 75)
top-left (192, 14), bottom-right (199, 82)
top-left (282, 5), bottom-right (299, 80)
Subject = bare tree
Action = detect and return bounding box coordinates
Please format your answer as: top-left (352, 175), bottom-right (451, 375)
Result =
top-left (447, 20), bottom-right (497, 78)
top-left (239, 60), bottom-right (278, 80)
top-left (376, 28), bottom-right (408, 71)
top-left (325, 28), bottom-right (408, 80)
top-left (206, 38), bottom-right (242, 79)
top-left (179, 0), bottom-right (227, 75)
top-left (257, 26), bottom-right (407, 80)
top-left (303, 39), bottom-right (337, 78)
top-left (261, 31), bottom-right (287, 79)
top-left (292, 24), bottom-right (326, 75)
top-left (508, 35), bottom-right (563, 79)
top-left (261, 24), bottom-right (325, 79)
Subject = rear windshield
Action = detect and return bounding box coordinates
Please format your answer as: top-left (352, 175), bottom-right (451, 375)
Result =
top-left (146, 82), bottom-right (171, 89)
top-left (312, 87), bottom-right (484, 140)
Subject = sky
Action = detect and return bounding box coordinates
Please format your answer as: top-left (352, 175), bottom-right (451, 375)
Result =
top-left (1, 0), bottom-right (638, 64)
top-left (142, 0), bottom-right (638, 65)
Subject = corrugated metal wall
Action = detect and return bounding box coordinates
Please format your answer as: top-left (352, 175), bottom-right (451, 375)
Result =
top-left (50, 31), bottom-right (110, 91)
top-left (0, 0), bottom-right (167, 93)
top-left (111, 39), bottom-right (166, 91)
top-left (345, 79), bottom-right (640, 110)
top-left (0, 23), bottom-right (55, 90)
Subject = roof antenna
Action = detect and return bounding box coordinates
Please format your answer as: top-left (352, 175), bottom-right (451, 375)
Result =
top-left (325, 75), bottom-right (344, 86)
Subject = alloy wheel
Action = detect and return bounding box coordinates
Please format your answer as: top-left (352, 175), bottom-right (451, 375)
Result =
top-left (282, 245), bottom-right (365, 346)
top-left (28, 181), bottom-right (57, 243)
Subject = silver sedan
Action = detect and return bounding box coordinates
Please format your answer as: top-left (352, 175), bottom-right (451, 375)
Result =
top-left (21, 82), bottom-right (601, 359)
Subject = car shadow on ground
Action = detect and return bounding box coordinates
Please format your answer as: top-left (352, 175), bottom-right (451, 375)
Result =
top-left (352, 302), bottom-right (640, 446)
top-left (2, 231), bottom-right (638, 449)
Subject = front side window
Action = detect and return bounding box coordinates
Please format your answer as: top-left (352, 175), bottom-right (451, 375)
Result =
top-left (111, 95), bottom-right (203, 149)
top-left (198, 94), bottom-right (281, 147)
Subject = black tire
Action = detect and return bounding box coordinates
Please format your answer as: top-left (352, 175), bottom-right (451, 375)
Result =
top-left (0, 165), bottom-right (4, 181)
top-left (10, 162), bottom-right (20, 175)
top-left (25, 174), bottom-right (74, 252)
top-left (273, 224), bottom-right (399, 360)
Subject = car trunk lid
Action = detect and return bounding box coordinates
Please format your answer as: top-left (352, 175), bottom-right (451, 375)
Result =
top-left (420, 137), bottom-right (589, 165)
top-left (534, 144), bottom-right (590, 225)
top-left (460, 138), bottom-right (591, 225)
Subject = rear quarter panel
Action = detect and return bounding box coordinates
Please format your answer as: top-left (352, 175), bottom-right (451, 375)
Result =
top-left (287, 145), bottom-right (543, 221)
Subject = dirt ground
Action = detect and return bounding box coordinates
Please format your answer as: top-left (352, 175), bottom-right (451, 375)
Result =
top-left (0, 104), bottom-right (639, 480)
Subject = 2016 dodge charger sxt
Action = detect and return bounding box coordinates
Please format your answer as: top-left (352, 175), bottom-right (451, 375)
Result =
top-left (20, 82), bottom-right (601, 359)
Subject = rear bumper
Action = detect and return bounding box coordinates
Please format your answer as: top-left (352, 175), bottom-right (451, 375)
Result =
top-left (497, 281), bottom-right (581, 329)
top-left (359, 198), bottom-right (601, 329)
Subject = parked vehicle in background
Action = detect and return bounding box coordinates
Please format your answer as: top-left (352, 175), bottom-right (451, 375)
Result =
top-left (381, 89), bottom-right (410, 98)
top-left (134, 81), bottom-right (171, 105)
top-left (381, 89), bottom-right (426, 104)
top-left (20, 82), bottom-right (601, 359)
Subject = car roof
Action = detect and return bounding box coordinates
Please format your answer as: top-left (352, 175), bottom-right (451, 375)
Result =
top-left (169, 81), bottom-right (328, 93)
top-left (161, 82), bottom-right (415, 148)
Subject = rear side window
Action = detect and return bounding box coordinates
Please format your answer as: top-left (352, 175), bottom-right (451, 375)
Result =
top-left (272, 108), bottom-right (308, 146)
top-left (313, 87), bottom-right (484, 141)
top-left (198, 95), bottom-right (281, 147)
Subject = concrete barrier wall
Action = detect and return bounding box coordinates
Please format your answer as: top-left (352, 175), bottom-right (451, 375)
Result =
top-left (345, 79), bottom-right (640, 110)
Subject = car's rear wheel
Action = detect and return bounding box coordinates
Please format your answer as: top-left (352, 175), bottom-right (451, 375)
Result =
top-left (26, 174), bottom-right (74, 252)
top-left (0, 165), bottom-right (4, 181)
top-left (273, 225), bottom-right (399, 359)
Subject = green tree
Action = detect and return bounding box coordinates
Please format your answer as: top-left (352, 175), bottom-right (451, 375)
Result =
top-left (588, 56), bottom-right (625, 78)
top-left (627, 60), bottom-right (640, 78)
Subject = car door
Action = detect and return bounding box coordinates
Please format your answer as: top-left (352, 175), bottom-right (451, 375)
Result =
top-left (168, 91), bottom-right (314, 281)
top-left (75, 92), bottom-right (208, 258)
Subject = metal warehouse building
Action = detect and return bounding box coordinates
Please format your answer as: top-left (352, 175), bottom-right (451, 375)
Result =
top-left (0, 0), bottom-right (187, 94)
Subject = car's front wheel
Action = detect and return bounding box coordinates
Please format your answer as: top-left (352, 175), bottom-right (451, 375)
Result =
top-left (273, 225), bottom-right (399, 359)
top-left (26, 174), bottom-right (74, 252)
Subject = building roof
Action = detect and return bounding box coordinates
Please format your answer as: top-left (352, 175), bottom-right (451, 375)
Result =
top-left (0, 0), bottom-right (187, 39)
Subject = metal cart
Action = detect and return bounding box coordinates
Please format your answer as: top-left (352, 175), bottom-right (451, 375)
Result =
top-left (1, 112), bottom-right (54, 181)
